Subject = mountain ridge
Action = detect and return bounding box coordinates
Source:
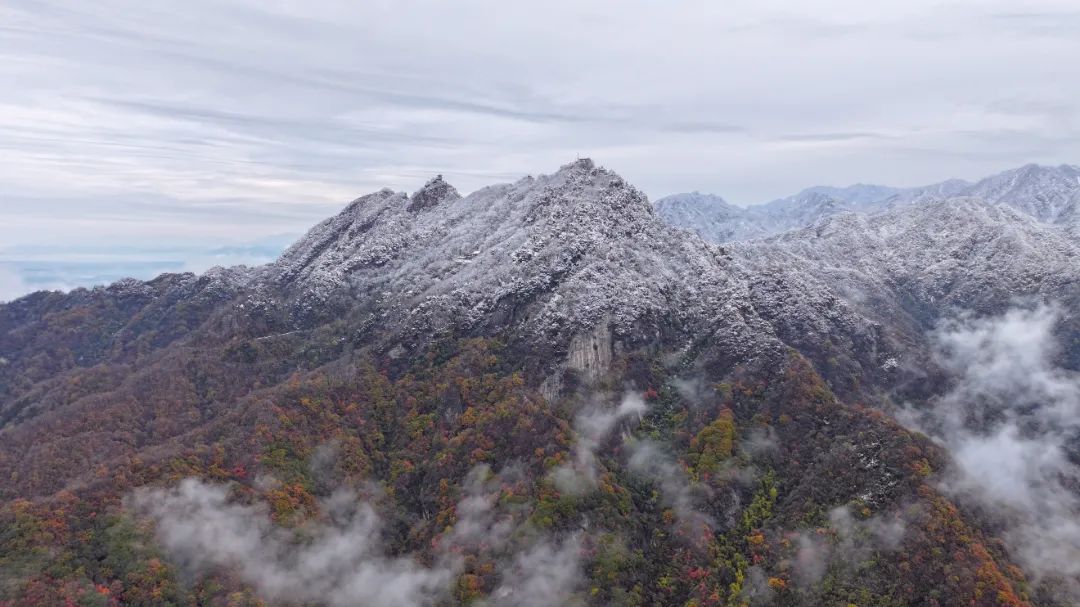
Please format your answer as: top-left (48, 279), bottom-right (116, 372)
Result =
top-left (655, 162), bottom-right (1080, 243)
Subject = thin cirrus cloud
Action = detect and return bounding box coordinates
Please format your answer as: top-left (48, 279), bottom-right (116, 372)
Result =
top-left (0, 0), bottom-right (1078, 298)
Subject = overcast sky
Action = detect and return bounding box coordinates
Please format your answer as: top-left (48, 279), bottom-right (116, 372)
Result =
top-left (2, 0), bottom-right (1079, 298)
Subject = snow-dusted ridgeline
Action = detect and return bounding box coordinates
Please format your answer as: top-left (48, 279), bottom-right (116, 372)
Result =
top-left (655, 163), bottom-right (1080, 244)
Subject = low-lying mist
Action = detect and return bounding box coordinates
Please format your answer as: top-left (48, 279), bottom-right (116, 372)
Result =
top-left (901, 304), bottom-right (1080, 599)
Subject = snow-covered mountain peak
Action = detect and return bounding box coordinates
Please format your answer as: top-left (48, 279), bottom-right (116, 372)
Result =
top-left (407, 174), bottom-right (461, 212)
top-left (256, 159), bottom-right (904, 390)
top-left (558, 157), bottom-right (596, 172)
top-left (269, 160), bottom-right (704, 330)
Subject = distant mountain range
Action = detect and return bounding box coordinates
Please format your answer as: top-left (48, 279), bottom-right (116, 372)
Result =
top-left (655, 163), bottom-right (1080, 243)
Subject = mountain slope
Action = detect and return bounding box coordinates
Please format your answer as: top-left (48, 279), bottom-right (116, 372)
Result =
top-left (0, 160), bottom-right (896, 500)
top-left (1, 159), bottom-right (1073, 606)
top-left (959, 163), bottom-right (1080, 228)
top-left (885, 164), bottom-right (1080, 227)
top-left (868, 177), bottom-right (972, 211)
top-left (733, 198), bottom-right (1080, 335)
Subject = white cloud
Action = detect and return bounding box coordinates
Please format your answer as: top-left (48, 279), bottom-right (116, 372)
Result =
top-left (788, 506), bottom-right (907, 591)
top-left (903, 304), bottom-right (1080, 599)
top-left (0, 263), bottom-right (75, 302)
top-left (487, 536), bottom-right (584, 607)
top-left (131, 478), bottom-right (460, 607)
top-left (550, 392), bottom-right (646, 495)
top-left (627, 439), bottom-right (715, 541)
top-left (133, 466), bottom-right (586, 607)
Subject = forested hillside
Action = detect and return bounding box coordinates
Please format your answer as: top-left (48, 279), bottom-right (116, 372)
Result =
top-left (2, 160), bottom-right (1077, 606)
